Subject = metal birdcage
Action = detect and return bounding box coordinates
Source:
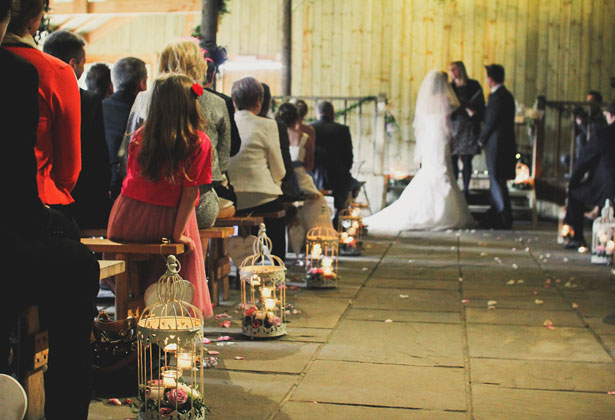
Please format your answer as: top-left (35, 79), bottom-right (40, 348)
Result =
top-left (239, 224), bottom-right (287, 338)
top-left (337, 206), bottom-right (363, 256)
top-left (304, 207), bottom-right (339, 288)
top-left (137, 256), bottom-right (206, 420)
top-left (591, 199), bottom-right (615, 265)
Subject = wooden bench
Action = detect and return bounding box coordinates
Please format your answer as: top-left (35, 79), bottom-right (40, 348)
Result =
top-left (17, 260), bottom-right (125, 420)
top-left (81, 238), bottom-right (184, 320)
top-left (198, 227), bottom-right (235, 306)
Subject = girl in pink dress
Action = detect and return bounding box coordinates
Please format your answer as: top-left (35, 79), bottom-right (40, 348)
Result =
top-left (108, 73), bottom-right (213, 319)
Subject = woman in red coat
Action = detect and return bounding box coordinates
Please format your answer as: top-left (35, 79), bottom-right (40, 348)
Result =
top-left (2, 0), bottom-right (81, 206)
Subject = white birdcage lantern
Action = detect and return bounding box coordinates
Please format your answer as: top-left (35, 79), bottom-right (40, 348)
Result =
top-left (338, 206), bottom-right (363, 256)
top-left (137, 256), bottom-right (207, 420)
top-left (239, 224), bottom-right (287, 338)
top-left (591, 199), bottom-right (615, 264)
top-left (304, 207), bottom-right (339, 288)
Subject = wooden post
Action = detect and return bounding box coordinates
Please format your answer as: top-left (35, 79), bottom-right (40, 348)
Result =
top-left (201, 0), bottom-right (219, 52)
top-left (280, 0), bottom-right (292, 96)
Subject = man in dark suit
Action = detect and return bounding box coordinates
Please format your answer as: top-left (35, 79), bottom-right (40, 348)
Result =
top-left (477, 64), bottom-right (517, 229)
top-left (1, 3), bottom-right (100, 417)
top-left (43, 30), bottom-right (112, 228)
top-left (103, 56), bottom-right (147, 200)
top-left (562, 102), bottom-right (615, 248)
top-left (311, 101), bottom-right (354, 224)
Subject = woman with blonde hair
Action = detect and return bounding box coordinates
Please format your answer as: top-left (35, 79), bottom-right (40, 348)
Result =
top-left (120, 38), bottom-right (233, 228)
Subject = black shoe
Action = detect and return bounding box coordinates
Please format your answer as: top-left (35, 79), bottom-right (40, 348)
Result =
top-left (563, 238), bottom-right (587, 249)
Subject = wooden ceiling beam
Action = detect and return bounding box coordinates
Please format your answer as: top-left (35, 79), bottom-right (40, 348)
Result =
top-left (50, 0), bottom-right (201, 15)
top-left (82, 17), bottom-right (134, 44)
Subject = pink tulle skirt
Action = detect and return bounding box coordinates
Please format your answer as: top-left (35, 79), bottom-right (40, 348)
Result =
top-left (107, 194), bottom-right (213, 319)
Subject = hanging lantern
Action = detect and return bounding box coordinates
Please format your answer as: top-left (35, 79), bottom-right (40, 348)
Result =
top-left (338, 206), bottom-right (363, 256)
top-left (239, 224), bottom-right (287, 338)
top-left (557, 205), bottom-right (573, 245)
top-left (305, 207), bottom-right (339, 288)
top-left (137, 255), bottom-right (207, 420)
top-left (591, 199), bottom-right (615, 264)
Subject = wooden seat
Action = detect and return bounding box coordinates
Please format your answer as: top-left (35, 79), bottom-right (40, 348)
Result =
top-left (199, 227), bottom-right (234, 306)
top-left (81, 238), bottom-right (183, 319)
top-left (236, 209), bottom-right (286, 219)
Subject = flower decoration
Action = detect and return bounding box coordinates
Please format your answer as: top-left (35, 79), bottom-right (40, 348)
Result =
top-left (191, 83), bottom-right (204, 97)
top-left (166, 388), bottom-right (188, 407)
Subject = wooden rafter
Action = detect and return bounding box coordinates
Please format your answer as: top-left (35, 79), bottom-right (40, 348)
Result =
top-left (82, 16), bottom-right (134, 44)
top-left (49, 0), bottom-right (201, 15)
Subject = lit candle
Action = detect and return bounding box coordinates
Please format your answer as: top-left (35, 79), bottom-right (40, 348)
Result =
top-left (162, 368), bottom-right (181, 387)
top-left (311, 243), bottom-right (322, 259)
top-left (250, 274), bottom-right (261, 286)
top-left (177, 352), bottom-right (192, 370)
top-left (560, 224), bottom-right (571, 237)
top-left (265, 298), bottom-right (276, 310)
top-left (344, 235), bottom-right (354, 244)
top-left (599, 231), bottom-right (609, 244)
top-left (352, 220), bottom-right (359, 229)
top-left (261, 287), bottom-right (272, 298)
top-left (347, 227), bottom-right (357, 236)
top-left (146, 380), bottom-right (164, 400)
top-left (351, 208), bottom-right (360, 218)
top-left (164, 343), bottom-right (177, 353)
top-left (606, 240), bottom-right (615, 255)
top-left (341, 232), bottom-right (348, 241)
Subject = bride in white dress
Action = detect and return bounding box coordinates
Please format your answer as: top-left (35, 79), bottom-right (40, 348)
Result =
top-left (364, 70), bottom-right (475, 234)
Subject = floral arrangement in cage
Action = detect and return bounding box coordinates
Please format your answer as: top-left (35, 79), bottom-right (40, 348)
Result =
top-left (304, 207), bottom-right (339, 288)
top-left (239, 224), bottom-right (287, 338)
top-left (338, 206), bottom-right (364, 255)
top-left (137, 256), bottom-right (208, 420)
top-left (591, 199), bottom-right (615, 265)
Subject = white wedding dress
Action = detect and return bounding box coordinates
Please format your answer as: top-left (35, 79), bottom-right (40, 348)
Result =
top-left (364, 70), bottom-right (475, 234)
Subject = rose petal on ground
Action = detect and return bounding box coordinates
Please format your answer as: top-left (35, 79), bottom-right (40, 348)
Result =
top-left (517, 279), bottom-right (525, 284)
top-left (217, 336), bottom-right (232, 341)
top-left (219, 320), bottom-right (231, 328)
top-left (399, 294), bottom-right (409, 299)
top-left (108, 398), bottom-right (122, 406)
top-left (207, 350), bottom-right (220, 355)
top-left (458, 277), bottom-right (463, 282)
top-left (512, 263), bottom-right (519, 269)
top-left (543, 320), bottom-right (553, 327)
top-left (234, 356), bottom-right (245, 360)
top-left (202, 338), bottom-right (211, 344)
top-left (488, 305), bottom-right (496, 310)
top-left (384, 319), bottom-right (393, 323)
top-left (480, 252), bottom-right (488, 256)
top-left (534, 299), bottom-right (544, 305)
top-left (215, 313), bottom-right (232, 320)
top-left (572, 302), bottom-right (579, 309)
top-left (461, 299), bottom-right (470, 304)
top-left (362, 267), bottom-right (368, 271)
top-left (506, 279), bottom-right (516, 285)
top-left (408, 259), bottom-right (415, 263)
top-left (487, 300), bottom-right (497, 306)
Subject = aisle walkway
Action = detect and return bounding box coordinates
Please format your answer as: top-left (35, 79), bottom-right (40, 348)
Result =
top-left (90, 223), bottom-right (615, 419)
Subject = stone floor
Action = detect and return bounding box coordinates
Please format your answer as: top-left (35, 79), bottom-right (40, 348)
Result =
top-left (89, 222), bottom-right (615, 420)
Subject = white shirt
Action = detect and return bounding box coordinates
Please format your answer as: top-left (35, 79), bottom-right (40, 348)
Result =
top-left (490, 84), bottom-right (503, 94)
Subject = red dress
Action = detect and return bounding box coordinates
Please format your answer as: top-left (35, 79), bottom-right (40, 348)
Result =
top-left (4, 43), bottom-right (81, 205)
top-left (108, 129), bottom-right (213, 318)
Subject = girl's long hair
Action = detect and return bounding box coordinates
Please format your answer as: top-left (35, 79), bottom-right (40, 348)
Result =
top-left (138, 73), bottom-right (205, 184)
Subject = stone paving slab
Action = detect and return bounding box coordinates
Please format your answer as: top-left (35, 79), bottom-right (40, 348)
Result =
top-left (289, 296), bottom-right (350, 328)
top-left (602, 334), bottom-right (615, 355)
top-left (466, 307), bottom-right (584, 327)
top-left (365, 277), bottom-right (459, 290)
top-left (372, 265), bottom-right (461, 280)
top-left (472, 383), bottom-right (615, 420)
top-left (463, 294), bottom-right (571, 311)
top-left (212, 340), bottom-right (320, 374)
top-left (460, 267), bottom-right (545, 284)
top-left (467, 324), bottom-right (612, 363)
top-left (345, 308), bottom-right (460, 324)
top-left (204, 369), bottom-right (296, 420)
top-left (280, 327), bottom-right (331, 343)
top-left (585, 315), bottom-right (615, 335)
top-left (462, 284), bottom-right (560, 297)
top-left (292, 360), bottom-right (466, 411)
top-left (88, 400), bottom-right (133, 420)
top-left (317, 319), bottom-right (464, 367)
top-left (471, 358), bottom-right (615, 391)
top-left (276, 401), bottom-right (466, 420)
top-left (353, 288), bottom-right (460, 312)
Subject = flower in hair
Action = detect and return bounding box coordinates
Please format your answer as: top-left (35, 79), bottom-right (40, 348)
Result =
top-left (192, 83), bottom-right (204, 97)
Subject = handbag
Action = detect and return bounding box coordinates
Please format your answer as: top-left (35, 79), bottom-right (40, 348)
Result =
top-left (90, 310), bottom-right (138, 373)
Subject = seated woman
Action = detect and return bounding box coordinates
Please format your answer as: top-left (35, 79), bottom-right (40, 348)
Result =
top-left (121, 39), bottom-right (223, 229)
top-left (108, 73), bottom-right (213, 319)
top-left (228, 76), bottom-right (287, 261)
top-left (274, 103), bottom-right (333, 255)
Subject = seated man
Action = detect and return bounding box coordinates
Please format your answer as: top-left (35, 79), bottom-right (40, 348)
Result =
top-left (310, 101), bottom-right (354, 225)
top-left (562, 101), bottom-right (615, 248)
top-left (0, 3), bottom-right (100, 418)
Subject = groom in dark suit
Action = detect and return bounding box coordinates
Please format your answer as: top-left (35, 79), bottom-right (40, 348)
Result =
top-left (311, 101), bottom-right (354, 225)
top-left (478, 64), bottom-right (517, 229)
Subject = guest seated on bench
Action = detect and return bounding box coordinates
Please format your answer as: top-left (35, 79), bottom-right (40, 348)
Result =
top-left (275, 102), bottom-right (334, 255)
top-left (107, 73), bottom-right (214, 319)
top-left (0, 3), bottom-right (100, 417)
top-left (228, 76), bottom-right (288, 261)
